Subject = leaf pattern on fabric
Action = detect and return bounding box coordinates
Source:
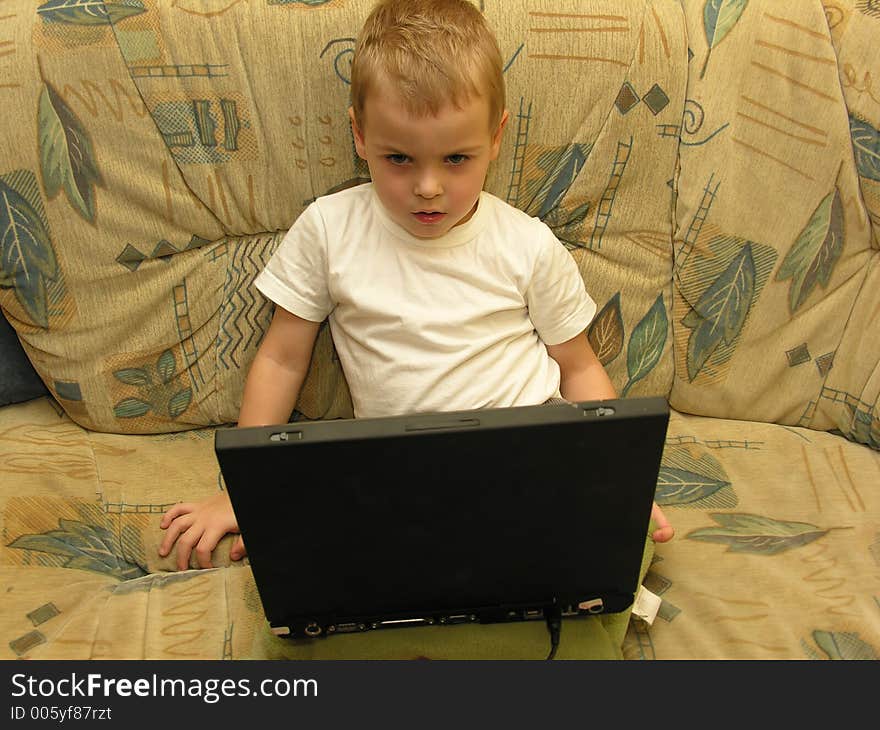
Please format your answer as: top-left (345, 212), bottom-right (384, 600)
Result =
top-left (8, 519), bottom-right (147, 580)
top-left (113, 368), bottom-right (152, 387)
top-left (0, 177), bottom-right (58, 327)
top-left (840, 401), bottom-right (880, 449)
top-left (621, 294), bottom-right (667, 396)
top-left (113, 349), bottom-right (193, 420)
top-left (587, 292), bottom-right (624, 366)
top-left (515, 144), bottom-right (593, 248)
top-left (659, 444), bottom-right (737, 508)
top-left (687, 513), bottom-right (831, 555)
top-left (811, 630), bottom-right (879, 660)
top-left (39, 80), bottom-right (103, 222)
top-left (36, 0), bottom-right (147, 26)
top-left (544, 201), bottom-right (593, 250)
top-left (656, 466), bottom-right (731, 505)
top-left (850, 114), bottom-right (880, 182)
top-left (776, 189), bottom-right (844, 313)
top-left (682, 243), bottom-right (755, 381)
top-left (700, 0), bottom-right (749, 79)
top-left (521, 144), bottom-right (591, 221)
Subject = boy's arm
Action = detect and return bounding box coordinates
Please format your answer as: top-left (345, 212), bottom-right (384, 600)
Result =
top-left (159, 306), bottom-right (322, 569)
top-left (546, 332), bottom-right (674, 543)
top-left (236, 306), bottom-right (322, 427)
top-left (545, 332), bottom-right (617, 401)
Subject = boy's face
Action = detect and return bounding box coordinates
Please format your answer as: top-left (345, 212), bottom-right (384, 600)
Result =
top-left (350, 86), bottom-right (508, 240)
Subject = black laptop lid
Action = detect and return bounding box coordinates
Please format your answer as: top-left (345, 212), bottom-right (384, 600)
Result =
top-left (215, 396), bottom-right (668, 638)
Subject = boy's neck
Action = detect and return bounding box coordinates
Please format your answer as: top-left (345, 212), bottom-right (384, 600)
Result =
top-left (369, 185), bottom-right (488, 248)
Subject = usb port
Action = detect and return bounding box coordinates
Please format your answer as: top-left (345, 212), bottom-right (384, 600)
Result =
top-left (332, 622), bottom-right (363, 633)
top-left (443, 614), bottom-right (474, 625)
top-left (524, 609), bottom-right (543, 620)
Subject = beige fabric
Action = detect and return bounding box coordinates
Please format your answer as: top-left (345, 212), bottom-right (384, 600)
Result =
top-left (669, 0), bottom-right (877, 436)
top-left (819, 1), bottom-right (880, 446)
top-left (628, 410), bottom-right (880, 660)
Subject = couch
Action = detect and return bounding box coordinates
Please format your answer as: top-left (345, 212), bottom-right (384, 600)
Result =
top-left (1, 0), bottom-right (878, 660)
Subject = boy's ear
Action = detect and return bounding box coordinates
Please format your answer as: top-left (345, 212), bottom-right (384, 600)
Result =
top-left (349, 107), bottom-right (367, 160)
top-left (489, 109), bottom-right (510, 160)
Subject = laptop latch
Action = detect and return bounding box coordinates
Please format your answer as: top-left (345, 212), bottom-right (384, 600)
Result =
top-left (577, 598), bottom-right (605, 614)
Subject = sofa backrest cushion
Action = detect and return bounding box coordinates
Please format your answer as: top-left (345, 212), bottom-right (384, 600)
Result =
top-left (0, 0), bottom-right (681, 433)
top-left (669, 0), bottom-right (878, 448)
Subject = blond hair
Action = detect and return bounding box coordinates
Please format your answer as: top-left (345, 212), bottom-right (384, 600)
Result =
top-left (350, 0), bottom-right (505, 130)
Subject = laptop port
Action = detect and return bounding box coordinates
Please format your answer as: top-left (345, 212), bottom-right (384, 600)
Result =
top-left (441, 614), bottom-right (475, 625)
top-left (328, 622), bottom-right (365, 634)
top-left (524, 609), bottom-right (544, 620)
top-left (373, 617), bottom-right (434, 629)
top-left (303, 622), bottom-right (323, 637)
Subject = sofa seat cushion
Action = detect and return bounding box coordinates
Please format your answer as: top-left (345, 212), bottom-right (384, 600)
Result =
top-left (629, 410), bottom-right (880, 659)
top-left (5, 398), bottom-right (877, 659)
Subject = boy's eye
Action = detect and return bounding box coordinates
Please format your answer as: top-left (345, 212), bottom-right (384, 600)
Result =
top-left (446, 154), bottom-right (468, 165)
top-left (385, 154), bottom-right (409, 165)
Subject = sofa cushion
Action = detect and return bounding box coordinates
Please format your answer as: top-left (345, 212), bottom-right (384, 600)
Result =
top-left (627, 409), bottom-right (880, 659)
top-left (817, 3), bottom-right (880, 447)
top-left (0, 0), bottom-right (681, 433)
top-left (669, 0), bottom-right (877, 439)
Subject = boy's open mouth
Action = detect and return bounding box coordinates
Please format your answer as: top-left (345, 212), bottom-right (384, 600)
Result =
top-left (413, 211), bottom-right (445, 224)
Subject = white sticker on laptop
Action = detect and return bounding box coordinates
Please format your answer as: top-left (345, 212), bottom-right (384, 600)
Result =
top-left (632, 585), bottom-right (662, 625)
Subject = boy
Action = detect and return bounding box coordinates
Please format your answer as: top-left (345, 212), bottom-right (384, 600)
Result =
top-left (159, 0), bottom-right (672, 570)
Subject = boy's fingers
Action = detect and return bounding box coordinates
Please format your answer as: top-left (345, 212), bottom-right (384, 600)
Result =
top-left (649, 502), bottom-right (674, 543)
top-left (158, 513), bottom-right (193, 557)
top-left (160, 502), bottom-right (193, 528)
top-left (195, 528), bottom-right (226, 569)
top-left (167, 523), bottom-right (200, 571)
top-left (230, 535), bottom-right (246, 560)
top-left (194, 544), bottom-right (214, 569)
top-left (177, 538), bottom-right (197, 571)
top-left (650, 501), bottom-right (669, 527)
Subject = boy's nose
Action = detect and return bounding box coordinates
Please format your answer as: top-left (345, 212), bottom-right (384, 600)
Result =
top-left (414, 170), bottom-right (442, 199)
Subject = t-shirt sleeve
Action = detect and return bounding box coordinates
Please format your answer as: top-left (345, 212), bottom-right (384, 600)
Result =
top-left (254, 201), bottom-right (333, 322)
top-left (525, 226), bottom-right (597, 346)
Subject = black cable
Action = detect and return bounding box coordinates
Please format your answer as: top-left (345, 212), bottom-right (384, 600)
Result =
top-left (545, 604), bottom-right (562, 660)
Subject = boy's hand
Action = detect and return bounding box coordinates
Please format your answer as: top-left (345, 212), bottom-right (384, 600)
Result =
top-left (650, 502), bottom-right (674, 543)
top-left (158, 493), bottom-right (245, 570)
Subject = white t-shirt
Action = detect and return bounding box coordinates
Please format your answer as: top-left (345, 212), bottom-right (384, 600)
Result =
top-left (255, 183), bottom-right (596, 418)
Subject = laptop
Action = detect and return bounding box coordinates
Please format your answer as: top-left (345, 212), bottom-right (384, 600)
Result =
top-left (215, 396), bottom-right (669, 639)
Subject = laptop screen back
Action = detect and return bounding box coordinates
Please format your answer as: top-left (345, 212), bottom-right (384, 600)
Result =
top-left (215, 396), bottom-right (668, 637)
